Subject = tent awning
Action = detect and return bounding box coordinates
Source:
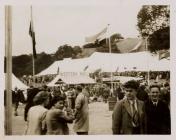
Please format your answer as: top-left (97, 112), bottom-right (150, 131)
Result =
top-left (12, 74), bottom-right (28, 90)
top-left (47, 74), bottom-right (95, 86)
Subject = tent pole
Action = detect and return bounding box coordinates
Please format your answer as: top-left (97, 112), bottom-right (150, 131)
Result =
top-left (108, 24), bottom-right (113, 96)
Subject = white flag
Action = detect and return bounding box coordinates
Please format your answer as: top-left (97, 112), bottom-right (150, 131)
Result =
top-left (85, 27), bottom-right (107, 43)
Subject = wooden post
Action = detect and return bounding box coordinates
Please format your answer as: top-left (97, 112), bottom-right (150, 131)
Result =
top-left (5, 5), bottom-right (12, 135)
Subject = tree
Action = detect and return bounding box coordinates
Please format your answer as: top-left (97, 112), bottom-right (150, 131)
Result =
top-left (137, 5), bottom-right (170, 52)
top-left (137, 5), bottom-right (169, 37)
top-left (73, 46), bottom-right (82, 54)
top-left (12, 54), bottom-right (32, 77)
top-left (35, 52), bottom-right (55, 74)
top-left (110, 33), bottom-right (124, 43)
top-left (148, 26), bottom-right (169, 52)
top-left (54, 44), bottom-right (74, 60)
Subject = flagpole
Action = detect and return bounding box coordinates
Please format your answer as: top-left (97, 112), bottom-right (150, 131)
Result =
top-left (146, 36), bottom-right (150, 85)
top-left (30, 6), bottom-right (35, 84)
top-left (5, 5), bottom-right (12, 135)
top-left (107, 24), bottom-right (113, 96)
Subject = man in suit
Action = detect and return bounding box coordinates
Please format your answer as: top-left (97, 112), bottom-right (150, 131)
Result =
top-left (112, 80), bottom-right (146, 134)
top-left (145, 84), bottom-right (171, 134)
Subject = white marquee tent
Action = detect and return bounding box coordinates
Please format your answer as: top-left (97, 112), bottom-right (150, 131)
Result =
top-left (12, 74), bottom-right (28, 90)
top-left (86, 52), bottom-right (169, 72)
top-left (37, 52), bottom-right (170, 76)
top-left (47, 74), bottom-right (95, 86)
top-left (37, 57), bottom-right (90, 76)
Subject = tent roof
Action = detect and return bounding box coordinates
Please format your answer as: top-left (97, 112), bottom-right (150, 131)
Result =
top-left (47, 74), bottom-right (95, 86)
top-left (87, 52), bottom-right (169, 72)
top-left (37, 58), bottom-right (89, 76)
top-left (12, 74), bottom-right (28, 90)
top-left (37, 52), bottom-right (170, 76)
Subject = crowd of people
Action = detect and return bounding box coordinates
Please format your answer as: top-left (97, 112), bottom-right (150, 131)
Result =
top-left (20, 84), bottom-right (89, 135)
top-left (10, 78), bottom-right (171, 135)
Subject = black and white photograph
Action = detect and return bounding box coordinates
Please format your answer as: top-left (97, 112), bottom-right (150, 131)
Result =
top-left (1, 0), bottom-right (174, 138)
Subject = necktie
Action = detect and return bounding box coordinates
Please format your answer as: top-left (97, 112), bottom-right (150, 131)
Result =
top-left (132, 101), bottom-right (139, 127)
top-left (153, 102), bottom-right (157, 107)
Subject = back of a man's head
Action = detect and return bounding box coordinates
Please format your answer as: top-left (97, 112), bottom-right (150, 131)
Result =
top-left (123, 80), bottom-right (139, 90)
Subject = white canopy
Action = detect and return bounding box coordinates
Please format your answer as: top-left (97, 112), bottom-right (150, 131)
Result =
top-left (37, 58), bottom-right (90, 76)
top-left (47, 74), bottom-right (95, 86)
top-left (12, 74), bottom-right (28, 90)
top-left (86, 52), bottom-right (169, 72)
top-left (37, 52), bottom-right (170, 76)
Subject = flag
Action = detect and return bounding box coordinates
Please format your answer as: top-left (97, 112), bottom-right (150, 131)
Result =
top-left (29, 21), bottom-right (37, 59)
top-left (85, 27), bottom-right (107, 43)
top-left (83, 65), bottom-right (89, 71)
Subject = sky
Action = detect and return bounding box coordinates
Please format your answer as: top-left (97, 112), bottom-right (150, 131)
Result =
top-left (11, 2), bottom-right (143, 56)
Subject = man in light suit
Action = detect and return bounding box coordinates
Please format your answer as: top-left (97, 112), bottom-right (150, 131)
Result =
top-left (112, 80), bottom-right (146, 134)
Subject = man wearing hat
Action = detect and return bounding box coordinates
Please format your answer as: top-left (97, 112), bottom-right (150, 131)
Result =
top-left (112, 80), bottom-right (146, 134)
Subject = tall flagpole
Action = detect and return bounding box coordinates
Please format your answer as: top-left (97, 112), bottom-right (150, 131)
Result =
top-left (5, 5), bottom-right (12, 135)
top-left (146, 36), bottom-right (150, 85)
top-left (30, 6), bottom-right (35, 84)
top-left (107, 24), bottom-right (113, 96)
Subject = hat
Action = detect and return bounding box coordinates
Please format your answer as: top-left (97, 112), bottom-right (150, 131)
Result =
top-left (33, 91), bottom-right (50, 105)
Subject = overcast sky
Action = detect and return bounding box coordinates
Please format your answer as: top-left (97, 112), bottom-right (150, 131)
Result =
top-left (12, 2), bottom-right (143, 56)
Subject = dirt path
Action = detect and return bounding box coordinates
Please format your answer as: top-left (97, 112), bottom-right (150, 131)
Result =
top-left (11, 102), bottom-right (113, 135)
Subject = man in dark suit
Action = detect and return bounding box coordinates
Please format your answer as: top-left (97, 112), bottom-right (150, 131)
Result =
top-left (112, 80), bottom-right (146, 134)
top-left (145, 84), bottom-right (171, 134)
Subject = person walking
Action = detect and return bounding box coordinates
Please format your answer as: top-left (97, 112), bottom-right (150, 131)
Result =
top-left (25, 91), bottom-right (50, 135)
top-left (145, 84), bottom-right (171, 134)
top-left (112, 80), bottom-right (146, 134)
top-left (73, 85), bottom-right (89, 135)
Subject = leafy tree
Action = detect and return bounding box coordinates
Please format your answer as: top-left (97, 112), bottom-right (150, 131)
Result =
top-left (54, 44), bottom-right (74, 60)
top-left (35, 52), bottom-right (55, 74)
top-left (137, 5), bottom-right (169, 37)
top-left (12, 52), bottom-right (55, 77)
top-left (137, 5), bottom-right (170, 52)
top-left (110, 33), bottom-right (124, 43)
top-left (73, 46), bottom-right (82, 54)
top-left (83, 43), bottom-right (97, 48)
top-left (12, 55), bottom-right (32, 77)
top-left (148, 26), bottom-right (169, 52)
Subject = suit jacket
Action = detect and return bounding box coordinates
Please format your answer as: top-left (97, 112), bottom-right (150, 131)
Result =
top-left (145, 99), bottom-right (171, 134)
top-left (73, 92), bottom-right (89, 132)
top-left (112, 98), bottom-right (146, 134)
top-left (46, 108), bottom-right (74, 135)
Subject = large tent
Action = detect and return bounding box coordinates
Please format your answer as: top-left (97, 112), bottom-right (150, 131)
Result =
top-left (86, 52), bottom-right (170, 72)
top-left (12, 74), bottom-right (28, 90)
top-left (37, 52), bottom-right (170, 76)
top-left (47, 74), bottom-right (95, 86)
top-left (37, 58), bottom-right (89, 76)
